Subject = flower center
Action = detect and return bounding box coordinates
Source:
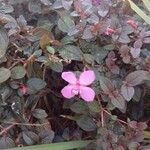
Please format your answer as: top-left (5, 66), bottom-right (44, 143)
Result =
top-left (76, 80), bottom-right (80, 86)
top-left (72, 88), bottom-right (79, 95)
top-left (71, 80), bottom-right (81, 95)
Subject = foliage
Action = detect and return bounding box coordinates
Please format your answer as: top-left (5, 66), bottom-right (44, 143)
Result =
top-left (0, 0), bottom-right (149, 150)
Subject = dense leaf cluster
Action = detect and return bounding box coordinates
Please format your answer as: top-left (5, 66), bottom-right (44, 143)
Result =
top-left (0, 0), bottom-right (149, 149)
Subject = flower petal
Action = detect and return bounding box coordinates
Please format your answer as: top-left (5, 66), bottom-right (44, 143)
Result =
top-left (61, 72), bottom-right (77, 84)
top-left (61, 85), bottom-right (76, 99)
top-left (79, 86), bottom-right (95, 102)
top-left (79, 70), bottom-right (95, 86)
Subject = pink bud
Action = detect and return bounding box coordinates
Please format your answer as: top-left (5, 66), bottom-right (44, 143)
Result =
top-left (21, 84), bottom-right (27, 95)
top-left (127, 20), bottom-right (138, 30)
top-left (105, 27), bottom-right (116, 35)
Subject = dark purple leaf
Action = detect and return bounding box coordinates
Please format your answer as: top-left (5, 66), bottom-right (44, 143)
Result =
top-left (121, 84), bottom-right (134, 101)
top-left (77, 115), bottom-right (96, 131)
top-left (32, 108), bottom-right (48, 119)
top-left (40, 0), bottom-right (52, 5)
top-left (52, 0), bottom-right (63, 9)
top-left (98, 1), bottom-right (109, 17)
top-left (87, 14), bottom-right (99, 24)
top-left (128, 121), bottom-right (147, 130)
top-left (110, 91), bottom-right (126, 109)
top-left (119, 45), bottom-right (130, 64)
top-left (134, 39), bottom-right (143, 48)
top-left (0, 29), bottom-right (9, 58)
top-left (118, 33), bottom-right (130, 43)
top-left (130, 47), bottom-right (141, 58)
top-left (143, 37), bottom-right (150, 43)
top-left (62, 0), bottom-right (73, 10)
top-left (125, 70), bottom-right (148, 86)
top-left (82, 26), bottom-right (94, 39)
top-left (0, 137), bottom-right (15, 149)
top-left (23, 131), bottom-right (39, 145)
top-left (0, 4), bottom-right (14, 13)
top-left (99, 77), bottom-right (115, 94)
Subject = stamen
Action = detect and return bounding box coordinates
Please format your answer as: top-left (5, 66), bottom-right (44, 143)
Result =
top-left (72, 89), bottom-right (79, 95)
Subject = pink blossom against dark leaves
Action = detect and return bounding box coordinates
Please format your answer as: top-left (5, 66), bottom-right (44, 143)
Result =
top-left (61, 70), bottom-right (96, 102)
top-left (1, 0), bottom-right (149, 148)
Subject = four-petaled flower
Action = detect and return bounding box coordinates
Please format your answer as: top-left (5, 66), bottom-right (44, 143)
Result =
top-left (61, 70), bottom-right (95, 102)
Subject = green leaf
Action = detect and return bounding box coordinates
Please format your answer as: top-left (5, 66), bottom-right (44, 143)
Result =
top-left (27, 78), bottom-right (47, 94)
top-left (0, 85), bottom-right (12, 103)
top-left (142, 0), bottom-right (150, 12)
top-left (32, 108), bottom-right (48, 119)
top-left (33, 50), bottom-right (42, 57)
top-left (111, 115), bottom-right (118, 121)
top-left (92, 49), bottom-right (109, 64)
top-left (70, 101), bottom-right (88, 113)
top-left (83, 54), bottom-right (94, 64)
top-left (28, 0), bottom-right (42, 13)
top-left (59, 45), bottom-right (83, 61)
top-left (58, 17), bottom-right (75, 33)
top-left (46, 46), bottom-right (55, 54)
top-left (0, 67), bottom-right (11, 84)
top-left (76, 116), bottom-right (96, 131)
top-left (11, 66), bottom-right (26, 79)
top-left (128, 0), bottom-right (150, 25)
top-left (5, 140), bottom-right (93, 150)
top-left (103, 44), bottom-right (115, 50)
top-left (99, 77), bottom-right (115, 93)
top-left (88, 101), bottom-right (100, 113)
top-left (0, 29), bottom-right (9, 59)
top-left (46, 61), bottom-right (63, 72)
top-left (61, 36), bottom-right (76, 45)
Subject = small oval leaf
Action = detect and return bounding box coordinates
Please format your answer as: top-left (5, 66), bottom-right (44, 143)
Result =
top-left (76, 116), bottom-right (96, 131)
top-left (0, 67), bottom-right (11, 84)
top-left (125, 70), bottom-right (148, 86)
top-left (121, 84), bottom-right (135, 101)
top-left (0, 29), bottom-right (9, 58)
top-left (11, 66), bottom-right (26, 79)
top-left (99, 77), bottom-right (115, 93)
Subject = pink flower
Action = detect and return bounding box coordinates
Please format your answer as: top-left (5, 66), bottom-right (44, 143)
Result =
top-left (61, 70), bottom-right (95, 102)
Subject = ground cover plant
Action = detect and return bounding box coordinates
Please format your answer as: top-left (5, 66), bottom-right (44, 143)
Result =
top-left (0, 0), bottom-right (149, 149)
